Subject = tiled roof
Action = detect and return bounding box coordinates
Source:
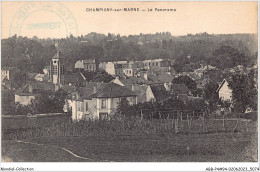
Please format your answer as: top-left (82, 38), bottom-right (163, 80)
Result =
top-left (63, 73), bottom-right (85, 83)
top-left (2, 77), bottom-right (9, 83)
top-left (120, 76), bottom-right (151, 86)
top-left (78, 82), bottom-right (107, 100)
top-left (15, 81), bottom-right (55, 96)
top-left (27, 73), bottom-right (38, 79)
top-left (91, 82), bottom-right (137, 98)
top-left (61, 85), bottom-right (77, 93)
top-left (125, 84), bottom-right (148, 103)
top-left (150, 84), bottom-right (169, 102)
top-left (216, 79), bottom-right (232, 93)
top-left (148, 74), bottom-right (174, 83)
top-left (52, 51), bottom-right (64, 59)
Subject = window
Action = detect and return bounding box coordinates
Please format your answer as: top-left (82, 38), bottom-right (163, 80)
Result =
top-left (54, 61), bottom-right (56, 64)
top-left (129, 70), bottom-right (131, 74)
top-left (101, 99), bottom-right (107, 109)
top-left (85, 102), bottom-right (88, 111)
top-left (53, 66), bottom-right (57, 75)
top-left (77, 102), bottom-right (81, 111)
top-left (81, 102), bottom-right (84, 112)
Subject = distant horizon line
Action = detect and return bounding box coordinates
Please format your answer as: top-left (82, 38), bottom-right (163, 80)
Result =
top-left (2, 32), bottom-right (257, 40)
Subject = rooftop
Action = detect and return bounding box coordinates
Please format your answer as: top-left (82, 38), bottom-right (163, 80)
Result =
top-left (15, 81), bottom-right (55, 96)
top-left (91, 82), bottom-right (137, 99)
top-left (150, 84), bottom-right (169, 102)
top-left (52, 51), bottom-right (64, 59)
top-left (148, 74), bottom-right (174, 83)
top-left (63, 73), bottom-right (86, 83)
top-left (119, 76), bottom-right (151, 86)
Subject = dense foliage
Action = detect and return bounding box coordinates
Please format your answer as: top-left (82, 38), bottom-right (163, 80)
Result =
top-left (203, 80), bottom-right (220, 112)
top-left (172, 75), bottom-right (197, 96)
top-left (116, 97), bottom-right (206, 119)
top-left (2, 33), bottom-right (257, 74)
top-left (228, 71), bottom-right (257, 113)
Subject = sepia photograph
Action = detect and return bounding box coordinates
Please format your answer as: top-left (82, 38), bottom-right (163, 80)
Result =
top-left (1, 1), bottom-right (258, 171)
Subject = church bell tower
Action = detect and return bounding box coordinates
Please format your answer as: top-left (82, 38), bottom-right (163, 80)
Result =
top-left (50, 42), bottom-right (64, 84)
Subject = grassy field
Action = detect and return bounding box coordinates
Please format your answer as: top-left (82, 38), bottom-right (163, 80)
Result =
top-left (1, 115), bottom-right (258, 162)
top-left (2, 132), bottom-right (257, 162)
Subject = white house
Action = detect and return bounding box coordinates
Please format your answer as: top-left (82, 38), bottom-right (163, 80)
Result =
top-left (216, 79), bottom-right (232, 101)
top-left (71, 82), bottom-right (137, 121)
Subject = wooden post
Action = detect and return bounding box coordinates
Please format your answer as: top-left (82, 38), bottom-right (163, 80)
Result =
top-left (202, 113), bottom-right (205, 133)
top-left (245, 120), bottom-right (248, 132)
top-left (141, 109), bottom-right (143, 121)
top-left (222, 114), bottom-right (225, 131)
top-left (175, 118), bottom-right (179, 134)
top-left (187, 113), bottom-right (190, 131)
top-left (171, 114), bottom-right (174, 131)
top-left (165, 117), bottom-right (167, 130)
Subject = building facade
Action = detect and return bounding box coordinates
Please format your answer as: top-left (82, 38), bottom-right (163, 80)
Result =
top-left (216, 79), bottom-right (232, 101)
top-left (70, 82), bottom-right (137, 121)
top-left (75, 59), bottom-right (98, 72)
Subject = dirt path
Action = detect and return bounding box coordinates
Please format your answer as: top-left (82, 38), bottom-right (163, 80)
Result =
top-left (2, 140), bottom-right (96, 162)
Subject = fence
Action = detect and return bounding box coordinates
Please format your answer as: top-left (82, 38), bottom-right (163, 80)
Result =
top-left (2, 110), bottom-right (256, 140)
top-left (140, 109), bottom-right (255, 134)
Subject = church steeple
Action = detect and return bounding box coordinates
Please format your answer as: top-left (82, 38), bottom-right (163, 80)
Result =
top-left (50, 42), bottom-right (64, 84)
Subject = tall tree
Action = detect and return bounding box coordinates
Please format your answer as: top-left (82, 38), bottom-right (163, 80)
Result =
top-left (203, 80), bottom-right (219, 112)
top-left (228, 72), bottom-right (257, 113)
top-left (172, 75), bottom-right (197, 96)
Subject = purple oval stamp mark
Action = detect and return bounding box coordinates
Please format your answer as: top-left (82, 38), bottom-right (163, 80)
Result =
top-left (9, 2), bottom-right (78, 38)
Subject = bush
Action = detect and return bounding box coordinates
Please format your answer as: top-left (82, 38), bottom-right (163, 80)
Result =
top-left (239, 111), bottom-right (258, 121)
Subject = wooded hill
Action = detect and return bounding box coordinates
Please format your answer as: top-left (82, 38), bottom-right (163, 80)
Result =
top-left (2, 32), bottom-right (257, 74)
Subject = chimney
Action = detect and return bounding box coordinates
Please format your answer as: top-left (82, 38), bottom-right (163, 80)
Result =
top-left (29, 83), bottom-right (33, 93)
top-left (93, 86), bottom-right (97, 94)
top-left (144, 73), bottom-right (148, 80)
top-left (132, 84), bottom-right (135, 91)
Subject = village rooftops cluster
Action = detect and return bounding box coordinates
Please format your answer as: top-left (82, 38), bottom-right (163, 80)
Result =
top-left (4, 48), bottom-right (252, 121)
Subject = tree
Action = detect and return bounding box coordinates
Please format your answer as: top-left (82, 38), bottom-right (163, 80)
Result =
top-left (115, 98), bottom-right (131, 117)
top-left (30, 89), bottom-right (67, 114)
top-left (162, 98), bottom-right (185, 110)
top-left (172, 75), bottom-right (197, 96)
top-left (186, 99), bottom-right (206, 112)
top-left (203, 80), bottom-right (219, 112)
top-left (228, 73), bottom-right (257, 113)
top-left (212, 46), bottom-right (248, 69)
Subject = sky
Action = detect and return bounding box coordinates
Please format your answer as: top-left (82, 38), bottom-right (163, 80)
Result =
top-left (1, 1), bottom-right (258, 39)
